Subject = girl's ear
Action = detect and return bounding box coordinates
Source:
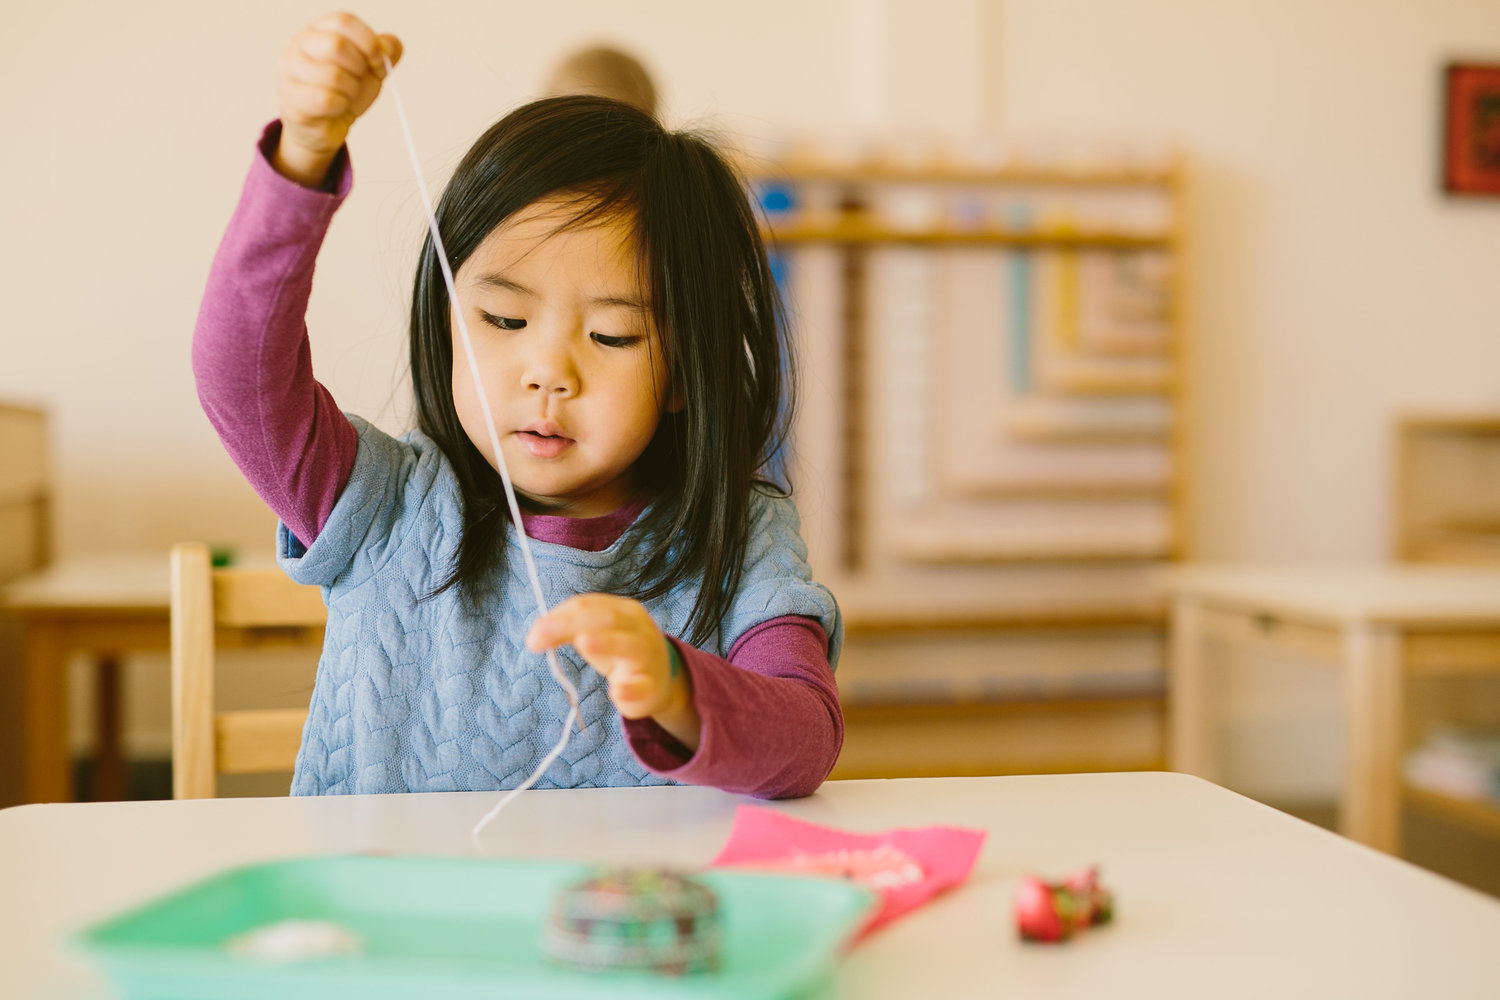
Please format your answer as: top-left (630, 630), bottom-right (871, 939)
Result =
top-left (665, 379), bottom-right (685, 414)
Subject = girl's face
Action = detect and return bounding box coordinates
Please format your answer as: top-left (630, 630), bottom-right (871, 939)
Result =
top-left (450, 197), bottom-right (676, 517)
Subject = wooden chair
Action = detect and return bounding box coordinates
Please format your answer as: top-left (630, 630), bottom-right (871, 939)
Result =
top-left (169, 542), bottom-right (326, 799)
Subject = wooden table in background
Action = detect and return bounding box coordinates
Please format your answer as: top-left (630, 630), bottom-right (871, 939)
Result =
top-left (1165, 564), bottom-right (1500, 855)
top-left (2, 553), bottom-right (169, 803)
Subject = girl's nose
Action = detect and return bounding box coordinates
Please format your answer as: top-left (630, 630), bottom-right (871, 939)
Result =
top-left (522, 339), bottom-right (579, 397)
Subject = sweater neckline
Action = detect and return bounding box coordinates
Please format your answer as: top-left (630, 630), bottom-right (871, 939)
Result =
top-left (519, 492), bottom-right (650, 553)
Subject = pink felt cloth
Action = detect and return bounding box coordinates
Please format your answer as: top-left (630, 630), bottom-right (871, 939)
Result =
top-left (711, 805), bottom-right (986, 938)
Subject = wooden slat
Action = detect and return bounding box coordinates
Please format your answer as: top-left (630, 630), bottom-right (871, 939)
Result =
top-left (171, 544), bottom-right (326, 797)
top-left (1005, 424), bottom-right (1171, 445)
top-left (0, 499), bottom-right (47, 583)
top-left (844, 606), bottom-right (1164, 635)
top-left (1394, 417), bottom-right (1500, 565)
top-left (0, 402), bottom-right (47, 588)
top-left (740, 159), bottom-right (1179, 188)
top-left (898, 537), bottom-right (1172, 564)
top-left (1399, 414), bottom-right (1500, 434)
top-left (1164, 153), bottom-right (1192, 562)
top-left (170, 543), bottom-right (216, 799)
top-left (765, 220), bottom-right (1171, 249)
top-left (1403, 633), bottom-right (1500, 675)
top-left (1405, 537), bottom-right (1500, 565)
top-left (841, 243), bottom-right (868, 571)
top-left (216, 709), bottom-right (307, 775)
top-left (943, 478), bottom-right (1171, 500)
top-left (19, 620), bottom-right (68, 803)
top-left (214, 570), bottom-right (325, 627)
top-left (832, 696), bottom-right (1165, 780)
top-left (1343, 625), bottom-right (1404, 853)
top-left (217, 624), bottom-right (325, 650)
top-left (1404, 782), bottom-right (1500, 840)
top-left (0, 404), bottom-right (46, 504)
top-left (1197, 605), bottom-right (1344, 665)
top-left (1043, 368), bottom-right (1175, 395)
top-left (1168, 597), bottom-right (1218, 780)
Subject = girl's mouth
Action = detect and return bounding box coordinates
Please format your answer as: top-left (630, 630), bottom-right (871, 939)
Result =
top-left (516, 430), bottom-right (573, 459)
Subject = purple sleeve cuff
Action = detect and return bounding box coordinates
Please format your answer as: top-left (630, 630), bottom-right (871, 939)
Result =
top-left (622, 615), bottom-right (843, 799)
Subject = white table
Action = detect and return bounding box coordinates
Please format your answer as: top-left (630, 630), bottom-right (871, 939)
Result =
top-left (5, 773), bottom-right (1500, 999)
top-left (1165, 565), bottom-right (1500, 854)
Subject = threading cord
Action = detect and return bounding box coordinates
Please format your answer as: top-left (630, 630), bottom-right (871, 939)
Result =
top-left (381, 56), bottom-right (581, 843)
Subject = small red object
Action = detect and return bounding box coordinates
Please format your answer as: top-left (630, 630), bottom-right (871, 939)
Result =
top-left (1014, 866), bottom-right (1114, 943)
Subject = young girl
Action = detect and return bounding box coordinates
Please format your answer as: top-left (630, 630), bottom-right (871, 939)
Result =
top-left (193, 13), bottom-right (843, 799)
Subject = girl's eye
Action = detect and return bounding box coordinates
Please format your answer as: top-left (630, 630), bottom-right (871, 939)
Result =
top-left (481, 311), bottom-right (526, 331)
top-left (590, 332), bottom-right (639, 349)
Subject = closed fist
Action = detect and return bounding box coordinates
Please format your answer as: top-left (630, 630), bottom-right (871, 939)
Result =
top-left (274, 11), bottom-right (402, 187)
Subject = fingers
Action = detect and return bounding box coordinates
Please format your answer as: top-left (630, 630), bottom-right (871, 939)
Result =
top-left (377, 34), bottom-right (403, 71)
top-left (574, 629), bottom-right (660, 676)
top-left (526, 595), bottom-right (674, 718)
top-left (526, 594), bottom-right (650, 653)
top-left (308, 11), bottom-right (388, 78)
top-left (282, 58), bottom-right (362, 115)
top-left (607, 678), bottom-right (658, 717)
top-left (599, 656), bottom-right (664, 718)
top-left (295, 30), bottom-right (374, 83)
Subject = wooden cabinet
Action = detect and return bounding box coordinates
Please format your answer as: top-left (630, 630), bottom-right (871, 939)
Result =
top-left (1393, 413), bottom-right (1500, 843)
top-left (745, 151), bottom-right (1185, 776)
top-left (0, 403), bottom-right (49, 583)
top-left (0, 401), bottom-right (49, 807)
top-left (1396, 414), bottom-right (1500, 564)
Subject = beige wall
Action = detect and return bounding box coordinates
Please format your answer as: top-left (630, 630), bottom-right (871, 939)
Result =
top-left (2, 0), bottom-right (992, 560)
top-left (6, 1), bottom-right (1500, 788)
top-left (1000, 0), bottom-right (1500, 563)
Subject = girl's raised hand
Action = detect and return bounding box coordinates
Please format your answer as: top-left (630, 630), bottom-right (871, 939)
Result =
top-left (526, 594), bottom-right (701, 751)
top-left (274, 12), bottom-right (402, 188)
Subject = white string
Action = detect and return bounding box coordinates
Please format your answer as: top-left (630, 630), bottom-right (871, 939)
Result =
top-left (380, 56), bottom-right (581, 842)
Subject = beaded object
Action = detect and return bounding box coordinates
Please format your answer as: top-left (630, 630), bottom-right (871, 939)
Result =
top-left (543, 868), bottom-right (722, 975)
top-left (1013, 866), bottom-right (1114, 943)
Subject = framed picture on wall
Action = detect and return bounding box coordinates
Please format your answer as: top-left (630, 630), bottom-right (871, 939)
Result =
top-left (1442, 62), bottom-right (1500, 196)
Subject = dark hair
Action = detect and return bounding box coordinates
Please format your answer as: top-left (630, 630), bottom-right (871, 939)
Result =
top-left (410, 96), bottom-right (792, 646)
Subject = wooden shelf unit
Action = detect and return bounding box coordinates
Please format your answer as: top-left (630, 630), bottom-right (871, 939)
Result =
top-left (744, 151), bottom-right (1186, 779)
top-left (0, 403), bottom-right (49, 584)
top-left (831, 695), bottom-right (1166, 780)
top-left (1391, 412), bottom-right (1500, 850)
top-left (747, 157), bottom-right (1179, 188)
top-left (749, 153), bottom-right (1186, 583)
top-left (897, 539), bottom-right (1172, 565)
top-left (841, 605), bottom-right (1165, 637)
top-left (1042, 369), bottom-right (1176, 396)
top-left (942, 480), bottom-right (1172, 500)
top-left (764, 219), bottom-right (1172, 249)
top-left (1396, 415), bottom-right (1500, 564)
top-left (0, 401), bottom-right (49, 810)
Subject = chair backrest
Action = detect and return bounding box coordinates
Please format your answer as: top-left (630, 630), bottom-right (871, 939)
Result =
top-left (169, 542), bottom-right (326, 799)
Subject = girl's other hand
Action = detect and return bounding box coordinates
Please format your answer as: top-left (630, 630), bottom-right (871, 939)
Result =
top-left (526, 594), bottom-right (701, 750)
top-left (274, 12), bottom-right (402, 188)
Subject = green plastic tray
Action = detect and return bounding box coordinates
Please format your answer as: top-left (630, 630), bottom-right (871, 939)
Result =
top-left (76, 855), bottom-right (874, 1000)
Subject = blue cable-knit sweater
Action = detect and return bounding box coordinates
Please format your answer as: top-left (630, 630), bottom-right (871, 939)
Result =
top-left (278, 416), bottom-right (843, 795)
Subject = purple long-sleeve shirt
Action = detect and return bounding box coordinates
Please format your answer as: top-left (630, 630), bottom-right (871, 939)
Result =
top-left (191, 122), bottom-right (843, 798)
